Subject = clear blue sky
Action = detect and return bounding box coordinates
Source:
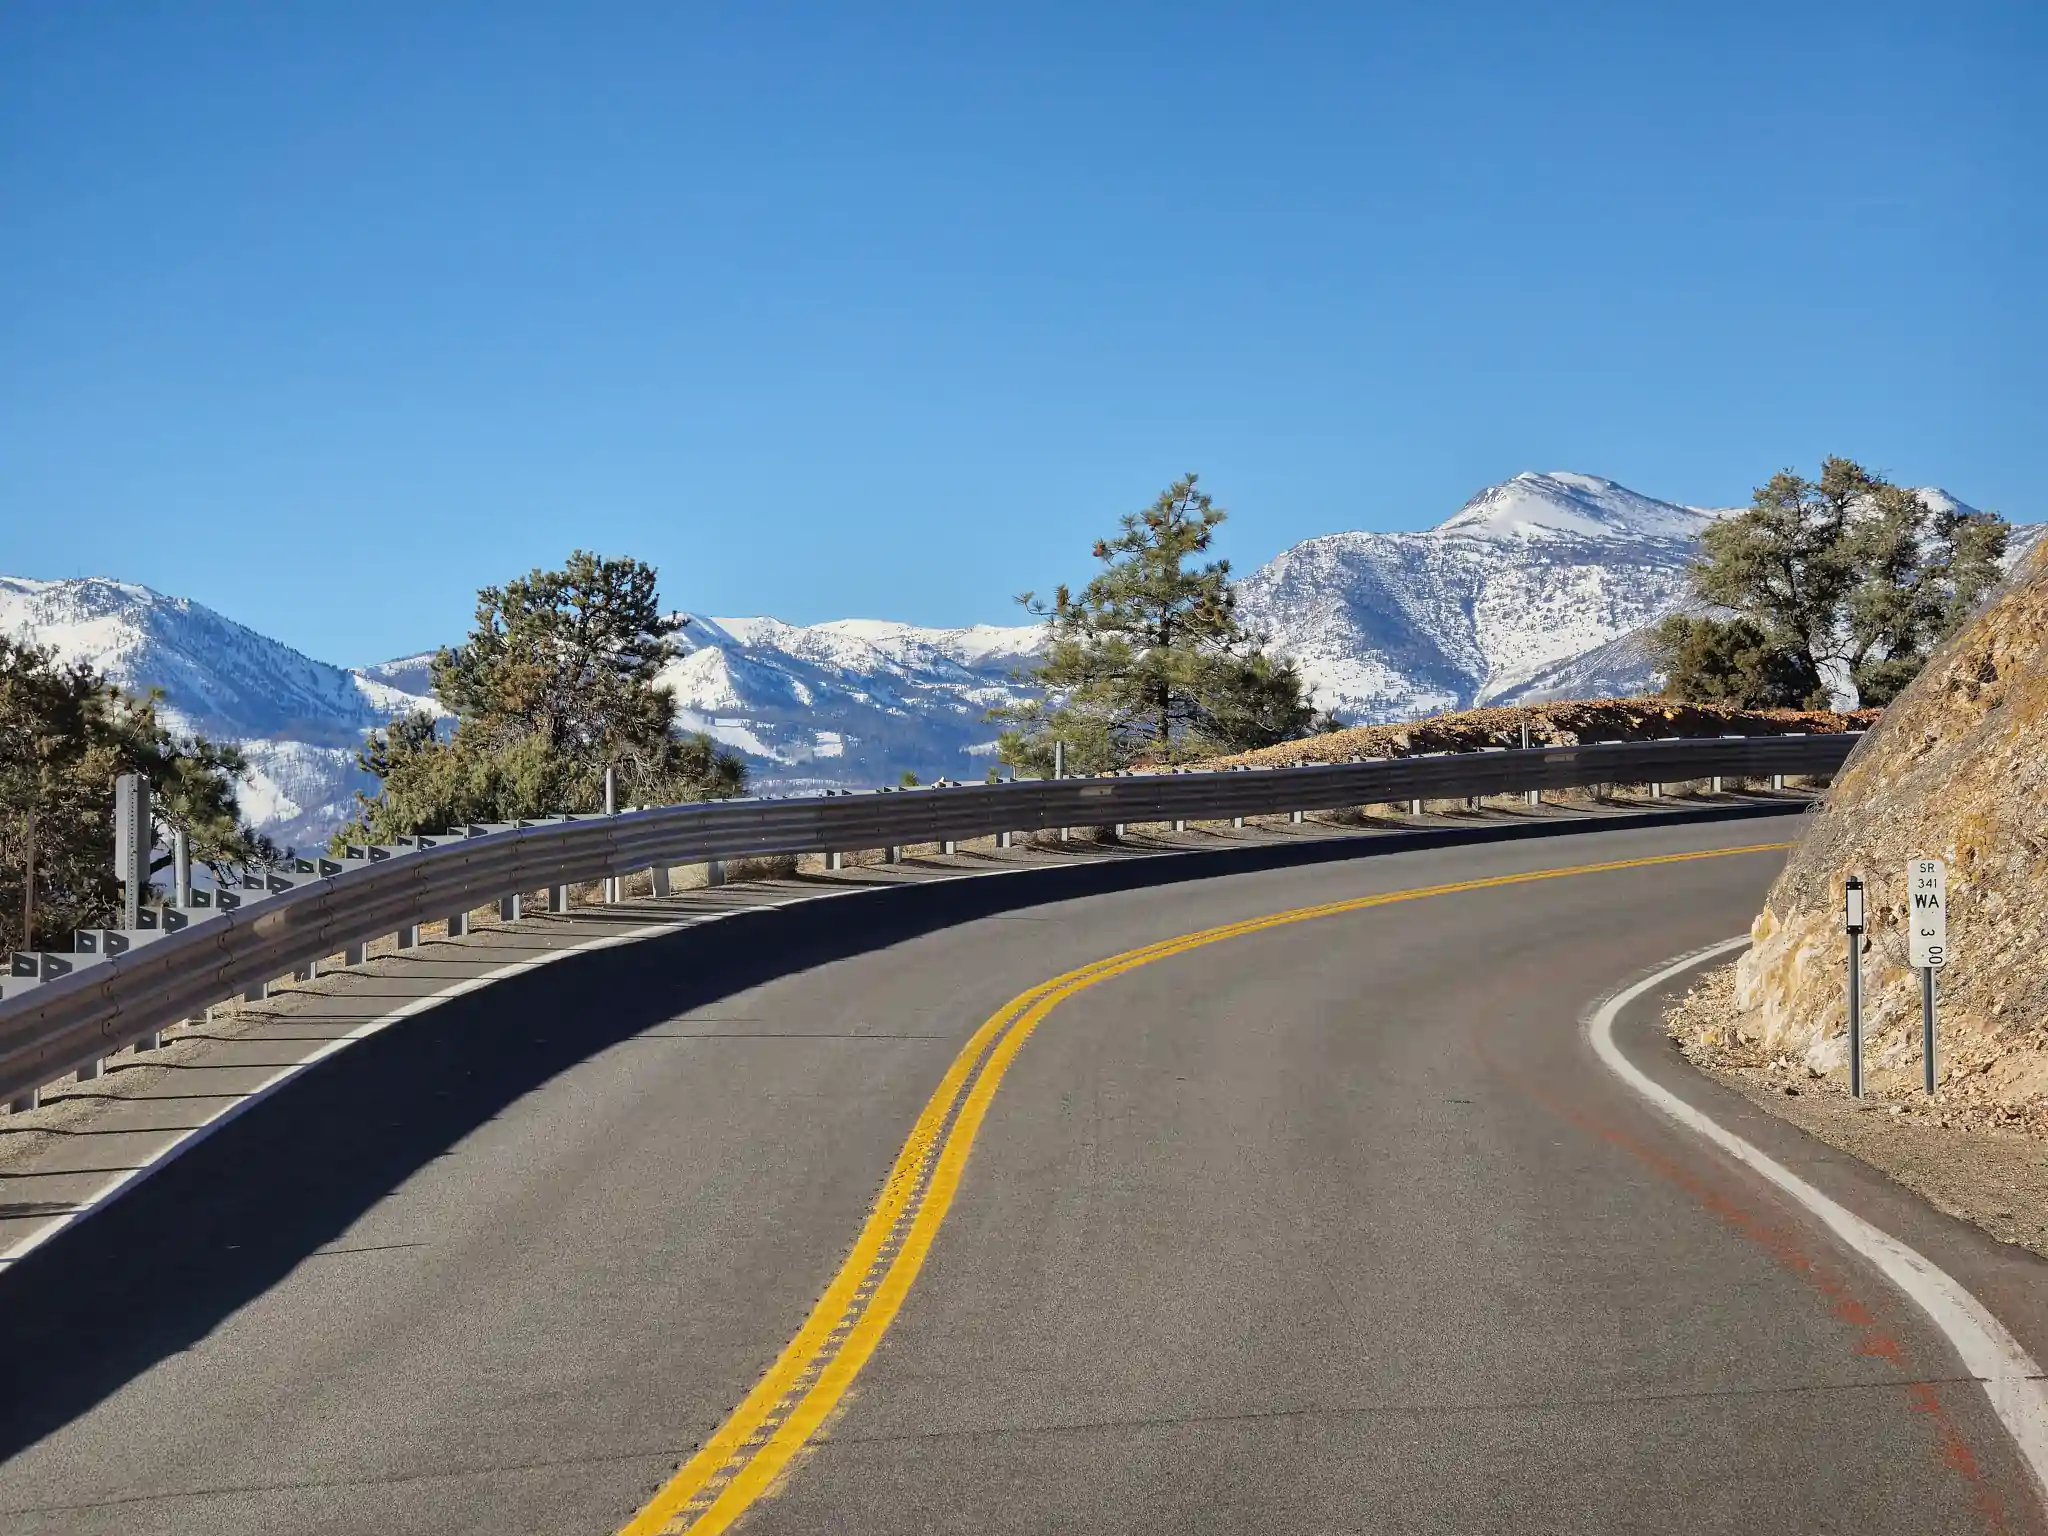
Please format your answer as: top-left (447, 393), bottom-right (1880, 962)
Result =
top-left (3, 2), bottom-right (2039, 664)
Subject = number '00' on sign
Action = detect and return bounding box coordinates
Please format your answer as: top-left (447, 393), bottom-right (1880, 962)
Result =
top-left (1908, 857), bottom-right (1947, 970)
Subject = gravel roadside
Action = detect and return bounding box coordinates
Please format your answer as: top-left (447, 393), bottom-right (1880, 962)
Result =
top-left (1667, 962), bottom-right (2048, 1261)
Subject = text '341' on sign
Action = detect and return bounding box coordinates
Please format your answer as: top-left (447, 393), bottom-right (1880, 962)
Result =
top-left (1908, 858), bottom-right (1947, 970)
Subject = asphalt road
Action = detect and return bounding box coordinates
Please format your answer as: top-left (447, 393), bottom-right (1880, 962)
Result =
top-left (1, 818), bottom-right (2039, 1533)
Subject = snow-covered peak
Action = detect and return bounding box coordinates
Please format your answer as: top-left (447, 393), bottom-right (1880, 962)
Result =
top-left (808, 618), bottom-right (1042, 667)
top-left (0, 576), bottom-right (441, 741)
top-left (1434, 471), bottom-right (1719, 544)
top-left (680, 613), bottom-right (1040, 667)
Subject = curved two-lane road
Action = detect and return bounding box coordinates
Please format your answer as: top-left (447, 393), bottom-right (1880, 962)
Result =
top-left (2, 819), bottom-right (2040, 1533)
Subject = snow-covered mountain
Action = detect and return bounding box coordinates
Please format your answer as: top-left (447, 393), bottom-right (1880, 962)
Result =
top-left (1235, 471), bottom-right (2028, 720)
top-left (0, 577), bottom-right (443, 850)
top-left (0, 575), bottom-right (1039, 846)
top-left (1235, 473), bottom-right (1723, 720)
top-left (658, 614), bottom-right (1041, 791)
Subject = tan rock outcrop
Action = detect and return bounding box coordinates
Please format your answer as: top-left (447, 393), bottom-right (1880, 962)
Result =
top-left (1731, 542), bottom-right (2048, 1104)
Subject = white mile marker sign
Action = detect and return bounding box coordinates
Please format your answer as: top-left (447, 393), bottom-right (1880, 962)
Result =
top-left (1908, 857), bottom-right (1948, 970)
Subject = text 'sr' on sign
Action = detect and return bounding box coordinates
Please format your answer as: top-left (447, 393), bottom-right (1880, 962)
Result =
top-left (1908, 857), bottom-right (1948, 970)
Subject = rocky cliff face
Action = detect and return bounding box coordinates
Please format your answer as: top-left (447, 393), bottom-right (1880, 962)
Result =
top-left (1731, 542), bottom-right (2048, 1111)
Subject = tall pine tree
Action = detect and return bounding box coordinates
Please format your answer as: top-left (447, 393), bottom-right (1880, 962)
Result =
top-left (996, 475), bottom-right (1316, 773)
top-left (339, 552), bottom-right (745, 846)
top-left (1, 637), bottom-right (266, 951)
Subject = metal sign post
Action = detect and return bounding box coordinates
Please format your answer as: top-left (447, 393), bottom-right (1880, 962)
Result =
top-left (113, 773), bottom-right (150, 930)
top-left (1908, 857), bottom-right (1948, 1097)
top-left (1843, 875), bottom-right (1866, 1098)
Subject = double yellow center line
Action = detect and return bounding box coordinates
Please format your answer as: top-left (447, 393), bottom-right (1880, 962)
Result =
top-left (620, 841), bottom-right (1789, 1534)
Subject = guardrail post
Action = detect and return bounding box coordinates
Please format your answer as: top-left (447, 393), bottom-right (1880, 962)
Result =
top-left (1711, 775), bottom-right (1724, 794)
top-left (939, 840), bottom-right (956, 856)
top-left (604, 768), bottom-right (620, 903)
top-left (649, 865), bottom-right (672, 896)
top-left (548, 885), bottom-right (570, 913)
top-left (398, 923), bottom-right (420, 949)
top-left (1650, 781), bottom-right (1662, 799)
top-left (885, 845), bottom-right (902, 864)
top-left (244, 980), bottom-right (268, 1002)
top-left (1772, 773), bottom-right (1785, 791)
top-left (1290, 809), bottom-right (1303, 824)
top-left (1527, 788), bottom-right (1540, 807)
top-left (1172, 818), bottom-right (1187, 833)
top-left (828, 851), bottom-right (844, 871)
top-left (1408, 799), bottom-right (1421, 816)
top-left (996, 831), bottom-right (1012, 850)
top-left (447, 911), bottom-right (470, 938)
top-left (500, 893), bottom-right (523, 921)
top-left (345, 941), bottom-right (367, 965)
top-left (8, 1087), bottom-right (36, 1113)
top-left (1232, 815), bottom-right (1245, 829)
top-left (77, 1058), bottom-right (102, 1082)
top-left (705, 861), bottom-right (725, 888)
top-left (135, 1031), bottom-right (161, 1052)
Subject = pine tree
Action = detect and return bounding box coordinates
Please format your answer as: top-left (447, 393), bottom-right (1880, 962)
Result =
top-left (339, 552), bottom-right (745, 845)
top-left (1655, 457), bottom-right (2010, 708)
top-left (995, 475), bottom-right (1316, 773)
top-left (0, 637), bottom-right (267, 952)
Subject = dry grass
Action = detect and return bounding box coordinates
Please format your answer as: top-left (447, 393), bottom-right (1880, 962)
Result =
top-left (1194, 698), bottom-right (1876, 771)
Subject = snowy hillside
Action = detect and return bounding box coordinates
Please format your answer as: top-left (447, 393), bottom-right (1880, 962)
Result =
top-left (1236, 472), bottom-right (2025, 721)
top-left (0, 575), bottom-right (1040, 845)
top-left (1235, 473), bottom-right (1719, 720)
top-left (0, 577), bottom-right (440, 851)
top-left (659, 614), bottom-right (1042, 790)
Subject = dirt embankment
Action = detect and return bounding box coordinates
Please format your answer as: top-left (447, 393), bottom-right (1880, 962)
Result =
top-left (1664, 539), bottom-right (2048, 1261)
top-left (1687, 539), bottom-right (2048, 1121)
top-left (1198, 699), bottom-right (1877, 770)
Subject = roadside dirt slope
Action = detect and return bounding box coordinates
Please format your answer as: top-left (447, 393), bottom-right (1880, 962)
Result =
top-left (1199, 699), bottom-right (1876, 769)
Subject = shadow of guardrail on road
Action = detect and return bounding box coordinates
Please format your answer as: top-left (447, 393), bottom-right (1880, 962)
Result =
top-left (0, 800), bottom-right (1806, 1462)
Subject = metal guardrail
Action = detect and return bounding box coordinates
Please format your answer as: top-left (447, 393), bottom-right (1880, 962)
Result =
top-left (0, 733), bottom-right (1858, 1106)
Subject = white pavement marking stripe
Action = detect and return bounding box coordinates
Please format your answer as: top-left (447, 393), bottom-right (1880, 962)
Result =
top-left (1588, 935), bottom-right (2048, 1508)
top-left (0, 913), bottom-right (776, 1274)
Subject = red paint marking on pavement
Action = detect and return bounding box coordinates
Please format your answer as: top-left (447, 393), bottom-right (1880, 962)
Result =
top-left (1572, 1104), bottom-right (2015, 1535)
top-left (1474, 1037), bottom-right (2017, 1534)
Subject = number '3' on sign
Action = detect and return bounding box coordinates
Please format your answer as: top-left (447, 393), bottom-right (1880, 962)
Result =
top-left (1908, 858), bottom-right (1947, 970)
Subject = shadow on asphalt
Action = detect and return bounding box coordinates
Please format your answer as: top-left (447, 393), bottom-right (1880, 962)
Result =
top-left (0, 800), bottom-right (1804, 1460)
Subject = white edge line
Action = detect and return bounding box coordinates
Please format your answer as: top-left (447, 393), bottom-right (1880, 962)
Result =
top-left (1588, 935), bottom-right (2048, 1507)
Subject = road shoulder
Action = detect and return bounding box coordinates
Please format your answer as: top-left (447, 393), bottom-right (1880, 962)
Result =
top-left (1600, 941), bottom-right (2048, 1505)
top-left (1668, 961), bottom-right (2048, 1262)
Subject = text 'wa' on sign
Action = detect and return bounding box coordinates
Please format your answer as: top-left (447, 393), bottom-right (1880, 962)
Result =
top-left (1908, 857), bottom-right (1948, 970)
